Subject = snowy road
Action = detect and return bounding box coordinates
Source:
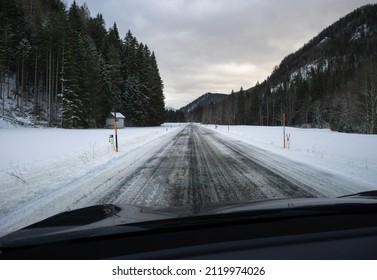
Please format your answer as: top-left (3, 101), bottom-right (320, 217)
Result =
top-left (71, 123), bottom-right (363, 211)
top-left (100, 124), bottom-right (324, 210)
top-left (1, 123), bottom-right (369, 235)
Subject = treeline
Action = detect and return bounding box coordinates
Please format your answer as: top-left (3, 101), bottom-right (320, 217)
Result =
top-left (185, 4), bottom-right (377, 134)
top-left (0, 0), bottom-right (164, 128)
top-left (165, 109), bottom-right (185, 123)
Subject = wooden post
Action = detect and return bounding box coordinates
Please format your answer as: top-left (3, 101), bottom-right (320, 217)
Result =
top-left (283, 113), bottom-right (286, 149)
top-left (114, 111), bottom-right (118, 152)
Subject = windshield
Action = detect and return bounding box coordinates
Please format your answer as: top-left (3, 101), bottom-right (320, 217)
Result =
top-left (1, 0), bottom-right (377, 244)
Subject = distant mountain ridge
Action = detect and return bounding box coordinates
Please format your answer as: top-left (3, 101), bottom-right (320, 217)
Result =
top-left (185, 4), bottom-right (377, 133)
top-left (180, 92), bottom-right (227, 113)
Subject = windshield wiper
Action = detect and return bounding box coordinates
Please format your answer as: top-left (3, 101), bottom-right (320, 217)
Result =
top-left (338, 190), bottom-right (377, 199)
top-left (25, 204), bottom-right (121, 229)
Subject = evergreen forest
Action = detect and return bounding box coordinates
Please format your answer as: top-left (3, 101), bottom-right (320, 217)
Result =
top-left (0, 0), bottom-right (165, 128)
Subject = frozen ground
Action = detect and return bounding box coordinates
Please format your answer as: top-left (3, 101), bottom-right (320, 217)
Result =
top-left (0, 121), bottom-right (376, 236)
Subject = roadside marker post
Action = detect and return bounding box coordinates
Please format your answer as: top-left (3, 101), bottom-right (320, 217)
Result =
top-left (109, 134), bottom-right (114, 152)
top-left (114, 111), bottom-right (119, 152)
top-left (283, 113), bottom-right (286, 149)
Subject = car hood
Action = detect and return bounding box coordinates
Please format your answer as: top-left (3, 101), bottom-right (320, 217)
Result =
top-left (1, 190), bottom-right (377, 247)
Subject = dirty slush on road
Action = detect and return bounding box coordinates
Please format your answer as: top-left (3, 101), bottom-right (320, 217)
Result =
top-left (104, 124), bottom-right (321, 211)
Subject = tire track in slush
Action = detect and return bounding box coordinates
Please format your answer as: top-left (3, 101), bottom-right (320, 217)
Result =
top-left (106, 124), bottom-right (320, 209)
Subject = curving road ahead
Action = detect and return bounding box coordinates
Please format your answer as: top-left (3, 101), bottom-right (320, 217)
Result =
top-left (99, 124), bottom-right (326, 210)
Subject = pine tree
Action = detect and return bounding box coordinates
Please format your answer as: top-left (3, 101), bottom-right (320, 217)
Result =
top-left (103, 23), bottom-right (123, 110)
top-left (122, 30), bottom-right (139, 81)
top-left (147, 52), bottom-right (165, 125)
top-left (62, 2), bottom-right (91, 128)
top-left (61, 31), bottom-right (81, 128)
top-left (122, 75), bottom-right (146, 126)
top-left (236, 87), bottom-right (246, 125)
top-left (120, 32), bottom-right (165, 126)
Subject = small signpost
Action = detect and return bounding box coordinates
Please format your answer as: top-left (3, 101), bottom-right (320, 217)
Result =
top-left (282, 113), bottom-right (291, 149)
top-left (283, 113), bottom-right (286, 149)
top-left (114, 110), bottom-right (118, 152)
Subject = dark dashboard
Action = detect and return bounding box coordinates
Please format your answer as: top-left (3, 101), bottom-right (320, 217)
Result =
top-left (1, 196), bottom-right (377, 259)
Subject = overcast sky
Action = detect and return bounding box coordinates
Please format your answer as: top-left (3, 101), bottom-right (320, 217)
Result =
top-left (66, 0), bottom-right (373, 109)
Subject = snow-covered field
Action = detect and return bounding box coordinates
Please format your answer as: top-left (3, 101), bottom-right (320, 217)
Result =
top-left (0, 120), bottom-right (377, 236)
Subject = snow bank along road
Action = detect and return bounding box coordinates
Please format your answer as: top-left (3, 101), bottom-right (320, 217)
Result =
top-left (0, 123), bottom-right (367, 235)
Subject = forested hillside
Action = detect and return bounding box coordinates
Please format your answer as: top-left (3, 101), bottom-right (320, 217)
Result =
top-left (180, 92), bottom-right (226, 121)
top-left (0, 0), bottom-right (165, 128)
top-left (185, 4), bottom-right (377, 134)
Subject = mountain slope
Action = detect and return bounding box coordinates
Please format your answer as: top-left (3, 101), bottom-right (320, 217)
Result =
top-left (180, 92), bottom-right (227, 123)
top-left (188, 4), bottom-right (377, 133)
top-left (180, 92), bottom-right (227, 113)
